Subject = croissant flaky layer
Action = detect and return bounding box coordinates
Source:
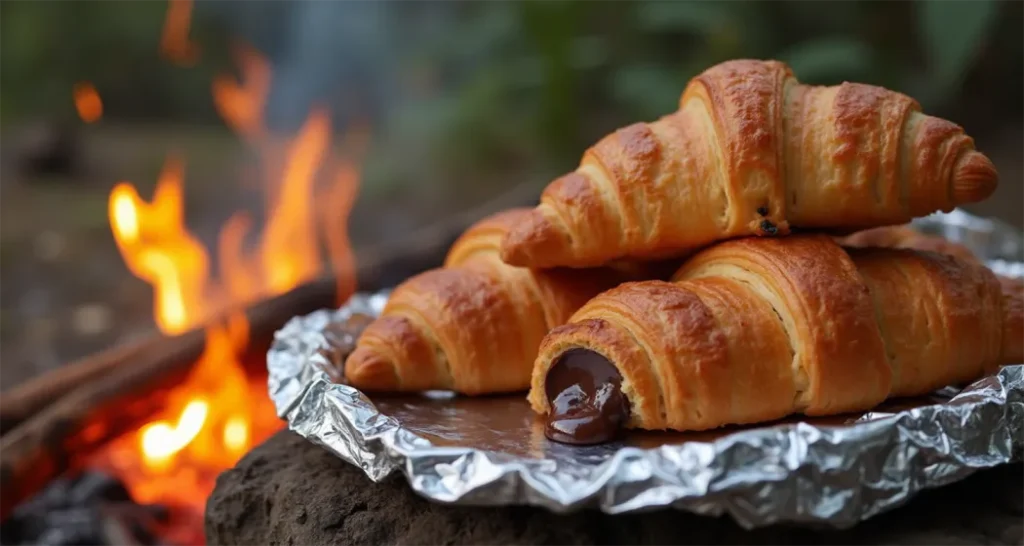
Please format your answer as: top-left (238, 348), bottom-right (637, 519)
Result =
top-left (501, 59), bottom-right (999, 269)
top-left (530, 235), bottom-right (1021, 432)
top-left (344, 208), bottom-right (649, 395)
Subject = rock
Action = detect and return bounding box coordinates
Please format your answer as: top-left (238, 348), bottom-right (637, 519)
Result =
top-left (206, 431), bottom-right (1024, 546)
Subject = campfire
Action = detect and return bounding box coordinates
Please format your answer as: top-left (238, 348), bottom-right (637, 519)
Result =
top-left (93, 34), bottom-right (363, 515)
top-left (2, 2), bottom-right (363, 544)
top-left (0, 2), bottom-right (542, 543)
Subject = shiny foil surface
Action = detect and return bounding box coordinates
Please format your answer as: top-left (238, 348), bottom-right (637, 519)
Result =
top-left (267, 209), bottom-right (1024, 529)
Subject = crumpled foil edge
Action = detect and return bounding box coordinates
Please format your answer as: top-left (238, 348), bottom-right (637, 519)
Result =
top-left (268, 209), bottom-right (1024, 529)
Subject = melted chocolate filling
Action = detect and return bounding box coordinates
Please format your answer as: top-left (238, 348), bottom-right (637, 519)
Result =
top-left (543, 349), bottom-right (629, 445)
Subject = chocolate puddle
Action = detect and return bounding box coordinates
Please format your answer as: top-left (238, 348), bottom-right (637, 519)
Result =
top-left (543, 349), bottom-right (630, 445)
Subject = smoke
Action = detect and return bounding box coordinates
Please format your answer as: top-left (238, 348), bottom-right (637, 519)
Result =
top-left (203, 0), bottom-right (419, 134)
top-left (266, 1), bottom-right (397, 133)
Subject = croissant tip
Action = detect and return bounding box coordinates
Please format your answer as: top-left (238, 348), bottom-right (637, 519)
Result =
top-left (498, 232), bottom-right (529, 267)
top-left (952, 150), bottom-right (999, 204)
top-left (498, 210), bottom-right (566, 268)
top-left (344, 348), bottom-right (400, 392)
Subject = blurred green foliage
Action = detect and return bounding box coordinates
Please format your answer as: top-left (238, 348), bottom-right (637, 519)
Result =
top-left (1, 0), bottom-right (1020, 195)
top-left (368, 0), bottom-right (1021, 194)
top-left (0, 0), bottom-right (233, 123)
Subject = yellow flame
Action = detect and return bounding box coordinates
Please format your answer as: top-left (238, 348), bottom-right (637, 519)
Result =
top-left (223, 416), bottom-right (249, 454)
top-left (140, 399), bottom-right (208, 470)
top-left (108, 157), bottom-right (209, 335)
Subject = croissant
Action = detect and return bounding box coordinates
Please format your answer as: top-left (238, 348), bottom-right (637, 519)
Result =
top-left (343, 208), bottom-right (660, 395)
top-left (836, 225), bottom-right (1024, 357)
top-left (529, 234), bottom-right (1022, 443)
top-left (838, 224), bottom-right (978, 263)
top-left (500, 59), bottom-right (999, 269)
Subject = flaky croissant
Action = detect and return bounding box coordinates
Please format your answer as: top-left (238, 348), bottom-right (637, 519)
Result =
top-left (501, 59), bottom-right (999, 269)
top-left (344, 208), bottom-right (659, 395)
top-left (530, 234), bottom-right (1022, 436)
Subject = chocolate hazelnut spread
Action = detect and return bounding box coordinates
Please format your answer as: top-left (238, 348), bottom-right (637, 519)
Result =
top-left (543, 349), bottom-right (629, 445)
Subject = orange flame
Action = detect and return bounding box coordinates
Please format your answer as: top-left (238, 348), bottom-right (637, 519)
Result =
top-left (211, 45), bottom-right (363, 304)
top-left (73, 82), bottom-right (103, 123)
top-left (160, 0), bottom-right (200, 66)
top-left (211, 43), bottom-right (270, 141)
top-left (101, 43), bottom-right (363, 513)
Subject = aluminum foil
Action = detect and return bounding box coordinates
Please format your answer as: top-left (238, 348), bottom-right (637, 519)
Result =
top-left (268, 208), bottom-right (1024, 529)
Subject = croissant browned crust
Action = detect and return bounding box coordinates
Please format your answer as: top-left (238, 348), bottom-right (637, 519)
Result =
top-left (500, 59), bottom-right (999, 269)
top-left (529, 235), bottom-right (1021, 432)
top-left (344, 208), bottom-right (653, 395)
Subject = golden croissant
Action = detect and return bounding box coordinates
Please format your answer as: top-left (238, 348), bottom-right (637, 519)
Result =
top-left (343, 208), bottom-right (669, 395)
top-left (500, 59), bottom-right (999, 269)
top-left (529, 234), bottom-right (1022, 441)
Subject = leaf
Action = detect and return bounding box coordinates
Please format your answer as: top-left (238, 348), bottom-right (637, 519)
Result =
top-left (918, 0), bottom-right (999, 93)
top-left (779, 37), bottom-right (873, 84)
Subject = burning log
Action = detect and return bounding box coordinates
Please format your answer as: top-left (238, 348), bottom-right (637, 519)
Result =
top-left (0, 180), bottom-right (542, 520)
top-left (0, 278), bottom-right (331, 521)
top-left (0, 338), bottom-right (154, 435)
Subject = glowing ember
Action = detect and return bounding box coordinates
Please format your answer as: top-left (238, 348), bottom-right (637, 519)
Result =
top-left (160, 0), bottom-right (200, 66)
top-left (72, 82), bottom-right (103, 123)
top-left (97, 38), bottom-right (363, 524)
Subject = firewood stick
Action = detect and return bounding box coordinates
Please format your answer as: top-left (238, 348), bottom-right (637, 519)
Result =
top-left (0, 336), bottom-right (153, 435)
top-left (0, 181), bottom-right (541, 518)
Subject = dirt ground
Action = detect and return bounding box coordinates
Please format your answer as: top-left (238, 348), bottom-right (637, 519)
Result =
top-left (1, 122), bottom-right (1021, 393)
